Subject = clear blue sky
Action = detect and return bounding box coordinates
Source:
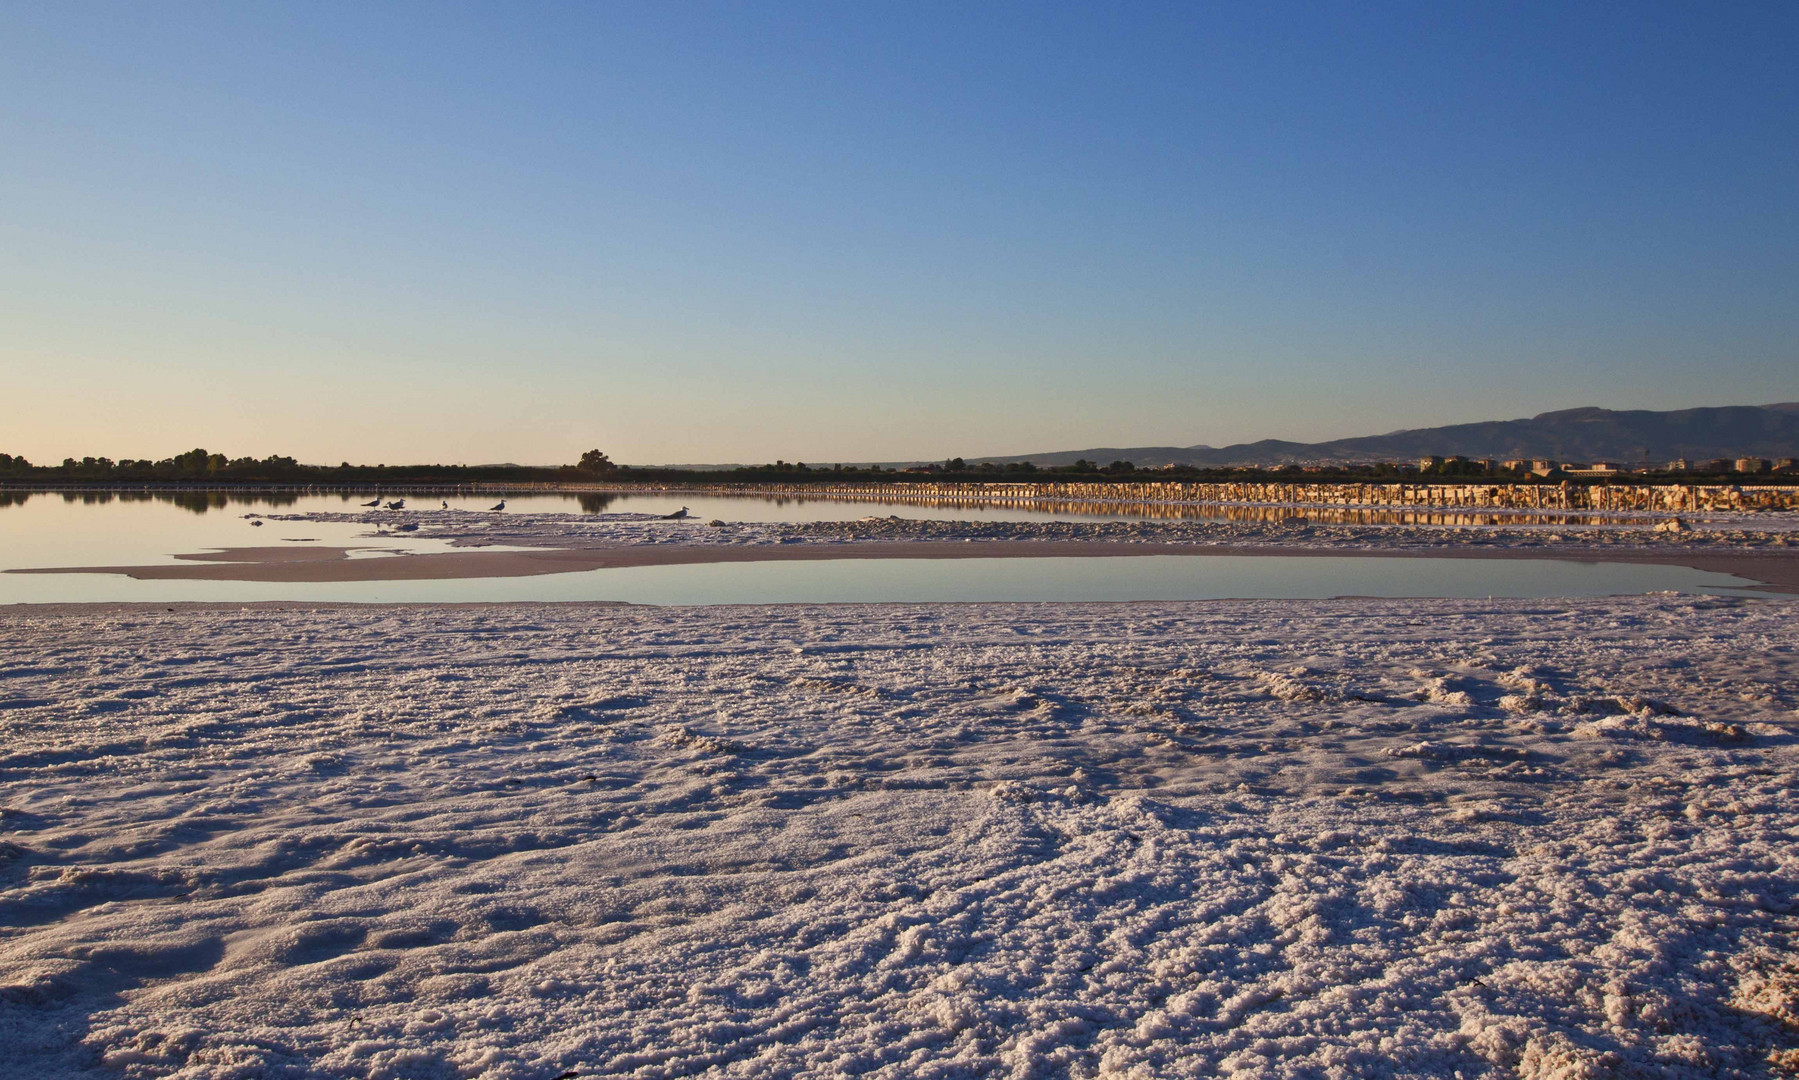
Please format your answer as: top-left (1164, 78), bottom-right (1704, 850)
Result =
top-left (3, 2), bottom-right (1795, 465)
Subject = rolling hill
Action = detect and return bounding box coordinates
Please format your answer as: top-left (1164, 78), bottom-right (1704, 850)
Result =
top-left (971, 404), bottom-right (1799, 469)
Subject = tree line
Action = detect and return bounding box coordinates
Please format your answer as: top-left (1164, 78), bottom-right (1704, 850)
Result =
top-left (0, 448), bottom-right (1783, 486)
top-left (0, 448), bottom-right (599, 483)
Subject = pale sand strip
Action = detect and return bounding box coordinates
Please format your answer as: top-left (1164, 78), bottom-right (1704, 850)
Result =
top-left (10, 540), bottom-right (1798, 592)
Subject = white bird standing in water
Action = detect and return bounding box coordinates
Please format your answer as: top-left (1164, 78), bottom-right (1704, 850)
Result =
top-left (489, 500), bottom-right (506, 511)
top-left (361, 497), bottom-right (381, 507)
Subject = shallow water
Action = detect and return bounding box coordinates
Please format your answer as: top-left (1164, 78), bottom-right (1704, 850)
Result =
top-left (0, 489), bottom-right (1762, 603)
top-left (0, 486), bottom-right (1663, 527)
top-left (0, 553), bottom-right (1761, 606)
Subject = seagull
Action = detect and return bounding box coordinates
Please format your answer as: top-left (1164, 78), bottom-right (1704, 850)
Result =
top-left (489, 500), bottom-right (506, 511)
top-left (661, 506), bottom-right (690, 520)
top-left (250, 520), bottom-right (263, 527)
top-left (441, 500), bottom-right (449, 510)
top-left (361, 497), bottom-right (381, 507)
top-left (385, 499), bottom-right (405, 510)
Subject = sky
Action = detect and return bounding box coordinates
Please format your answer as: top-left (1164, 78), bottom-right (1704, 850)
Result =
top-left (2, 2), bottom-right (1796, 466)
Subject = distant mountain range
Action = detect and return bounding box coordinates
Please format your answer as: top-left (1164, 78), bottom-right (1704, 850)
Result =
top-left (970, 403), bottom-right (1799, 469)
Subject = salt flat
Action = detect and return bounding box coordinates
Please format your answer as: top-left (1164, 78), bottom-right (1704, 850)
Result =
top-left (19, 507), bottom-right (1799, 591)
top-left (2, 598), bottom-right (1797, 1078)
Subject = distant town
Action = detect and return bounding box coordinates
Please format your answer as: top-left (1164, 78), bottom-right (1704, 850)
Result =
top-left (1405, 454), bottom-right (1794, 478)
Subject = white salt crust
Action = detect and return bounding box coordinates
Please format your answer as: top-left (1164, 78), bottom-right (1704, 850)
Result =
top-left (1, 597), bottom-right (1797, 1078)
top-left (258, 507), bottom-right (1799, 556)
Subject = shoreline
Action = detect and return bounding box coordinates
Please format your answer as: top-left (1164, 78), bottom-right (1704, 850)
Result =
top-left (12, 538), bottom-right (1799, 593)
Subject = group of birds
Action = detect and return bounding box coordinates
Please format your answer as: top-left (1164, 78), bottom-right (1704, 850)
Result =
top-left (255, 496), bottom-right (701, 532)
top-left (360, 497), bottom-right (506, 511)
top-left (265, 496), bottom-right (694, 530)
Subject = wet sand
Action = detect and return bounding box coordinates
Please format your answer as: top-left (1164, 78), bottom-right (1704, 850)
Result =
top-left (11, 540), bottom-right (1798, 593)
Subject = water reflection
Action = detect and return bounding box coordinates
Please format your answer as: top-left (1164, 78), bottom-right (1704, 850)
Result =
top-left (753, 494), bottom-right (1661, 527)
top-left (0, 486), bottom-right (1670, 525)
top-left (34, 489), bottom-right (305, 513)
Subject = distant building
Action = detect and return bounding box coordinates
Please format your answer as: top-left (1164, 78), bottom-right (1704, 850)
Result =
top-left (1501, 459), bottom-right (1529, 472)
top-left (1565, 461), bottom-right (1624, 477)
top-left (1701, 459), bottom-right (1733, 473)
top-left (1666, 458), bottom-right (1689, 472)
top-left (1735, 457), bottom-right (1770, 474)
top-left (1776, 458), bottom-right (1797, 473)
top-left (1530, 459), bottom-right (1558, 475)
top-left (1419, 455), bottom-right (1443, 471)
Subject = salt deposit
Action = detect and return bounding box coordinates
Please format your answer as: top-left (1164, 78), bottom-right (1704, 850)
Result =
top-left (258, 506), bottom-right (1799, 557)
top-left (2, 596), bottom-right (1796, 1077)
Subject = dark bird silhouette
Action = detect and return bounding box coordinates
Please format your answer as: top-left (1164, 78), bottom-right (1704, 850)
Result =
top-left (361, 497), bottom-right (381, 507)
top-left (441, 500), bottom-right (449, 510)
top-left (250, 520), bottom-right (263, 527)
top-left (661, 506), bottom-right (690, 520)
top-left (489, 500), bottom-right (506, 511)
top-left (385, 499), bottom-right (405, 510)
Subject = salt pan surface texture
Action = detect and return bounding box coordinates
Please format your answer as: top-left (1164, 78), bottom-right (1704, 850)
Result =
top-left (2, 597), bottom-right (1797, 1078)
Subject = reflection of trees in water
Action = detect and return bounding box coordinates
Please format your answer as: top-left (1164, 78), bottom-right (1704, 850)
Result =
top-left (0, 487), bottom-right (1658, 527)
top-left (169, 492), bottom-right (231, 514)
top-left (5, 490), bottom-right (303, 514)
top-left (746, 492), bottom-right (1655, 527)
top-left (241, 492), bottom-right (301, 509)
top-left (175, 491), bottom-right (300, 511)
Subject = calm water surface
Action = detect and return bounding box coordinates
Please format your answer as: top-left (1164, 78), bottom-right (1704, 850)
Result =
top-left (0, 490), bottom-right (1760, 604)
top-left (0, 487), bottom-right (1664, 526)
